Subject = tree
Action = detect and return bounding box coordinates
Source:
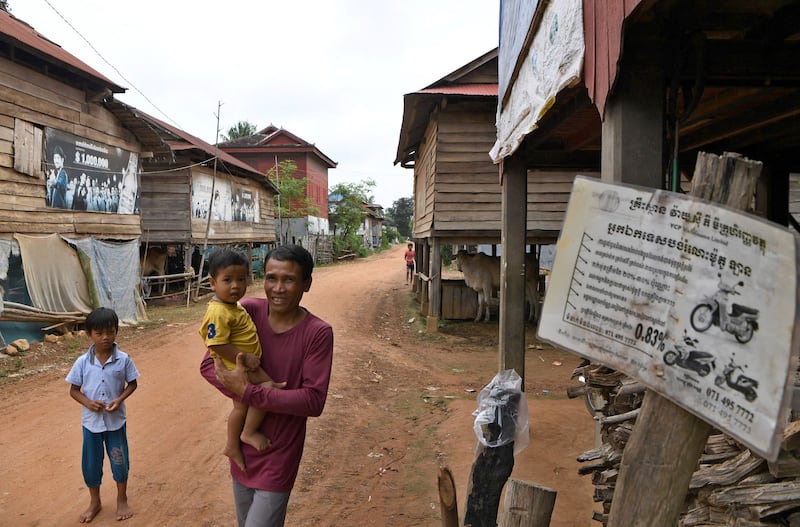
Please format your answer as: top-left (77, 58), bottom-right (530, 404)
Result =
top-left (221, 120), bottom-right (257, 142)
top-left (328, 180), bottom-right (375, 255)
top-left (386, 196), bottom-right (413, 239)
top-left (267, 160), bottom-right (319, 243)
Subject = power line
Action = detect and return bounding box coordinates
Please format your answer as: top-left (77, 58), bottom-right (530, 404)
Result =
top-left (41, 0), bottom-right (181, 129)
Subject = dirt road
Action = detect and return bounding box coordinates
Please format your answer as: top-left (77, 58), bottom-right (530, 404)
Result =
top-left (0, 244), bottom-right (595, 526)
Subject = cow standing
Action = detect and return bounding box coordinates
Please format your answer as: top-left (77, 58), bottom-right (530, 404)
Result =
top-left (455, 250), bottom-right (500, 323)
top-left (455, 250), bottom-right (540, 323)
top-left (140, 246), bottom-right (168, 298)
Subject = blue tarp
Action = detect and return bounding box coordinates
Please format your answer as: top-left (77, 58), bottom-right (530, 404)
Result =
top-left (66, 237), bottom-right (145, 323)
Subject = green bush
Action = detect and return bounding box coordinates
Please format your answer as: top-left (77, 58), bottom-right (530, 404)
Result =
top-left (440, 244), bottom-right (453, 266)
top-left (332, 233), bottom-right (363, 258)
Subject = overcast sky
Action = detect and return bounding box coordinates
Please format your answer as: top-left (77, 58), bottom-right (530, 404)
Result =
top-left (11, 1), bottom-right (499, 209)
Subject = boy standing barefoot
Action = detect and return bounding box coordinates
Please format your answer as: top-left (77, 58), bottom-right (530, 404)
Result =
top-left (66, 307), bottom-right (139, 523)
top-left (404, 242), bottom-right (415, 285)
top-left (199, 248), bottom-right (276, 472)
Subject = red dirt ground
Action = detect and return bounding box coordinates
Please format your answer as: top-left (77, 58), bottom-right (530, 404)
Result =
top-left (0, 244), bottom-right (596, 526)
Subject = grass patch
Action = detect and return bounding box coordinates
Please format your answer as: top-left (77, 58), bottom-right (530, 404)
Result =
top-left (0, 357), bottom-right (24, 378)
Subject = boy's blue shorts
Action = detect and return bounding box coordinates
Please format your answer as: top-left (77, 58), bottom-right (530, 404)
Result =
top-left (81, 424), bottom-right (129, 488)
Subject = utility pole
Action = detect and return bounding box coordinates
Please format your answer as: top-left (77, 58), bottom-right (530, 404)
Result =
top-left (196, 101), bottom-right (222, 298)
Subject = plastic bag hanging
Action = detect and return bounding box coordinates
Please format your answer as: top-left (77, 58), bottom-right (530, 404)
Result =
top-left (472, 369), bottom-right (530, 455)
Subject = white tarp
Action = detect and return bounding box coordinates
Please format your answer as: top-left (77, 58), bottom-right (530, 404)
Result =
top-left (0, 238), bottom-right (14, 315)
top-left (538, 177), bottom-right (799, 460)
top-left (490, 0), bottom-right (585, 162)
top-left (0, 238), bottom-right (12, 283)
top-left (14, 233), bottom-right (94, 314)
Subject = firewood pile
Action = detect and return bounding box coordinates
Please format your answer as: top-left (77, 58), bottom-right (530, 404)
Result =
top-left (569, 361), bottom-right (800, 526)
top-left (0, 300), bottom-right (85, 325)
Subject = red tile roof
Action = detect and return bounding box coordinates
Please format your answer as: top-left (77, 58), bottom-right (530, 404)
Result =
top-left (0, 10), bottom-right (124, 92)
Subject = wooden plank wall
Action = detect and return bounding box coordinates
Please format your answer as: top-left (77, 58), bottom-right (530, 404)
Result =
top-left (432, 107), bottom-right (498, 233)
top-left (412, 100), bottom-right (600, 243)
top-left (527, 170), bottom-right (599, 232)
top-left (0, 55), bottom-right (141, 240)
top-left (583, 0), bottom-right (644, 120)
top-left (140, 167), bottom-right (191, 243)
top-left (442, 278), bottom-right (478, 320)
top-left (413, 116), bottom-right (437, 238)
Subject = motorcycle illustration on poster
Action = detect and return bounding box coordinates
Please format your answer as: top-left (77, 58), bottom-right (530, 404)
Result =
top-left (538, 177), bottom-right (798, 460)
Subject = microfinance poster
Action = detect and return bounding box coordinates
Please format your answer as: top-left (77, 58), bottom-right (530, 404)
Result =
top-left (538, 177), bottom-right (799, 460)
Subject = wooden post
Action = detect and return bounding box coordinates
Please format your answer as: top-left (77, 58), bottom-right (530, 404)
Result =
top-left (499, 153), bottom-right (527, 381)
top-left (438, 467), bottom-right (459, 527)
top-left (498, 479), bottom-right (557, 527)
top-left (607, 152), bottom-right (763, 526)
top-left (464, 387), bottom-right (523, 527)
top-left (463, 442), bottom-right (515, 527)
top-left (600, 48), bottom-right (663, 187)
top-left (413, 237), bottom-right (422, 292)
top-left (417, 240), bottom-right (429, 305)
top-left (428, 236), bottom-right (442, 332)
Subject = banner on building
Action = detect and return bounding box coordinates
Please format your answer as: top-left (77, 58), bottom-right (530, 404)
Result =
top-left (44, 128), bottom-right (140, 214)
top-left (192, 173), bottom-right (258, 223)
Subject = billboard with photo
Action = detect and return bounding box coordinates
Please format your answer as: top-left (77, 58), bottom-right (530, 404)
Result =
top-left (191, 173), bottom-right (259, 223)
top-left (44, 128), bottom-right (141, 214)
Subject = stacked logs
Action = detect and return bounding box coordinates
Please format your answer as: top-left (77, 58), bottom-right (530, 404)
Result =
top-left (0, 301), bottom-right (85, 325)
top-left (569, 361), bottom-right (800, 526)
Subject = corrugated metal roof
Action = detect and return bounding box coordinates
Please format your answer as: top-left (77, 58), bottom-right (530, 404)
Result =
top-left (395, 50), bottom-right (499, 167)
top-left (0, 10), bottom-right (124, 93)
top-left (104, 98), bottom-right (278, 194)
top-left (417, 84), bottom-right (498, 97)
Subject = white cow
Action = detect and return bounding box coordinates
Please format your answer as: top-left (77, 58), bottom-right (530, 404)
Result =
top-left (524, 253), bottom-right (540, 324)
top-left (455, 250), bottom-right (500, 322)
top-left (455, 250), bottom-right (540, 323)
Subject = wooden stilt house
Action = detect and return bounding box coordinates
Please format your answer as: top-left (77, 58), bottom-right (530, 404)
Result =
top-left (0, 10), bottom-right (141, 241)
top-left (491, 2), bottom-right (800, 524)
top-left (395, 48), bottom-right (597, 325)
top-left (0, 10), bottom-right (148, 327)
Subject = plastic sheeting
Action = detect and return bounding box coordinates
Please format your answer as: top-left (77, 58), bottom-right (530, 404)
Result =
top-left (0, 238), bottom-right (11, 282)
top-left (0, 238), bottom-right (12, 315)
top-left (13, 234), bottom-right (145, 323)
top-left (472, 369), bottom-right (530, 456)
top-left (490, 0), bottom-right (585, 162)
top-left (15, 233), bottom-right (94, 315)
top-left (66, 237), bottom-right (145, 323)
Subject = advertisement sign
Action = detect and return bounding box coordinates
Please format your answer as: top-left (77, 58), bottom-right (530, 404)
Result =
top-left (231, 182), bottom-right (260, 223)
top-left (538, 177), bottom-right (799, 460)
top-left (191, 173), bottom-right (258, 223)
top-left (44, 128), bottom-right (140, 214)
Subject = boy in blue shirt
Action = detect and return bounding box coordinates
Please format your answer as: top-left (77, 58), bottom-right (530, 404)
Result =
top-left (66, 307), bottom-right (140, 523)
